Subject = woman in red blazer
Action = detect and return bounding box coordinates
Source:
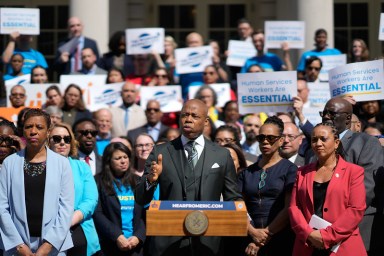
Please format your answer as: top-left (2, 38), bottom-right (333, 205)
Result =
top-left (288, 123), bottom-right (366, 256)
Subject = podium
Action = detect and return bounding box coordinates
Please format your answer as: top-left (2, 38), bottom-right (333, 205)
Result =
top-left (146, 201), bottom-right (248, 236)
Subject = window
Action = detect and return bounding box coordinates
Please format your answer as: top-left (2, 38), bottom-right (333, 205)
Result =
top-left (334, 3), bottom-right (369, 54)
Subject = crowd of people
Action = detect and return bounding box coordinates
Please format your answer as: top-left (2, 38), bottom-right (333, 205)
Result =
top-left (0, 14), bottom-right (383, 256)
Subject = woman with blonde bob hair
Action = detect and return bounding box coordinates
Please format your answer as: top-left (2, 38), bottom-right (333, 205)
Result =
top-left (49, 122), bottom-right (101, 255)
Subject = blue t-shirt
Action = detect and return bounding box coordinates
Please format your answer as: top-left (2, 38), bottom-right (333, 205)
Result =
top-left (241, 52), bottom-right (284, 73)
top-left (96, 138), bottom-right (110, 156)
top-left (297, 48), bottom-right (341, 71)
top-left (6, 48), bottom-right (48, 75)
top-left (114, 182), bottom-right (135, 238)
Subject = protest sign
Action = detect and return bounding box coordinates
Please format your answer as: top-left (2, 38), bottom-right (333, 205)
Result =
top-left (126, 28), bottom-right (164, 54)
top-left (318, 54), bottom-right (347, 81)
top-left (175, 46), bottom-right (213, 74)
top-left (226, 40), bottom-right (256, 67)
top-left (0, 107), bottom-right (24, 123)
top-left (302, 107), bottom-right (324, 129)
top-left (264, 21), bottom-right (305, 49)
top-left (188, 83), bottom-right (231, 108)
top-left (88, 82), bottom-right (124, 111)
top-left (0, 8), bottom-right (40, 35)
top-left (6, 83), bottom-right (62, 108)
top-left (140, 86), bottom-right (183, 113)
top-left (379, 13), bottom-right (384, 41)
top-left (307, 82), bottom-right (331, 108)
top-left (5, 74), bottom-right (31, 87)
top-left (237, 71), bottom-right (297, 113)
top-left (329, 59), bottom-right (384, 102)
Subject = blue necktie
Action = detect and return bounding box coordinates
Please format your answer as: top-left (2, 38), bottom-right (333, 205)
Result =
top-left (124, 108), bottom-right (129, 129)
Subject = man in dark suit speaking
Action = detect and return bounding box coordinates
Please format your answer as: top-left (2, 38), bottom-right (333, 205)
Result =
top-left (135, 99), bottom-right (242, 256)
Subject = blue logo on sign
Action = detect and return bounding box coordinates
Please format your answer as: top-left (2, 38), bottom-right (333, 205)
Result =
top-left (131, 32), bottom-right (161, 49)
top-left (139, 33), bottom-right (152, 49)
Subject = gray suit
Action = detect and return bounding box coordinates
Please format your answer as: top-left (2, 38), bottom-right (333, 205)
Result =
top-left (110, 104), bottom-right (147, 138)
top-left (135, 136), bottom-right (242, 256)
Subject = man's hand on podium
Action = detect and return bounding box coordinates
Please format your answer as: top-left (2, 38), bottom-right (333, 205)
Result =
top-left (148, 154), bottom-right (163, 183)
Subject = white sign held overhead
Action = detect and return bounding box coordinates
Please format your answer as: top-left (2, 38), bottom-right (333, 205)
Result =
top-left (264, 21), bottom-right (305, 49)
top-left (175, 46), bottom-right (213, 74)
top-left (226, 40), bottom-right (256, 67)
top-left (140, 86), bottom-right (183, 113)
top-left (126, 28), bottom-right (165, 54)
top-left (0, 8), bottom-right (40, 35)
top-left (379, 13), bottom-right (384, 41)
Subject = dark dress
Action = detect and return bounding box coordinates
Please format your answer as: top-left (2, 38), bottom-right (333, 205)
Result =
top-left (238, 158), bottom-right (297, 256)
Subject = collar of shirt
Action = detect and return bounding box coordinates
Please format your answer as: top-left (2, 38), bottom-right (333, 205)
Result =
top-left (288, 153), bottom-right (298, 164)
top-left (147, 122), bottom-right (161, 132)
top-left (339, 129), bottom-right (349, 140)
top-left (78, 150), bottom-right (96, 161)
top-left (181, 134), bottom-right (205, 159)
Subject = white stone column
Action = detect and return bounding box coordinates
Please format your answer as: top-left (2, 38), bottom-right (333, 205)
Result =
top-left (297, 0), bottom-right (334, 51)
top-left (70, 0), bottom-right (109, 54)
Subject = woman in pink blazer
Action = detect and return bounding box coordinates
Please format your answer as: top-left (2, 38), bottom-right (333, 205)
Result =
top-left (288, 123), bottom-right (366, 256)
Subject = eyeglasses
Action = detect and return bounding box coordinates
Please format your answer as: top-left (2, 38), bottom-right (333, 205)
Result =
top-left (146, 108), bottom-right (160, 112)
top-left (374, 135), bottom-right (384, 139)
top-left (203, 72), bottom-right (215, 76)
top-left (135, 143), bottom-right (154, 149)
top-left (51, 135), bottom-right (71, 144)
top-left (282, 134), bottom-right (301, 142)
top-left (255, 134), bottom-right (281, 144)
top-left (319, 110), bottom-right (349, 119)
top-left (307, 66), bottom-right (321, 71)
top-left (77, 130), bottom-right (98, 137)
top-left (258, 169), bottom-right (267, 190)
top-left (11, 93), bottom-right (25, 98)
top-left (214, 138), bottom-right (234, 144)
top-left (0, 135), bottom-right (15, 147)
top-left (155, 74), bottom-right (167, 78)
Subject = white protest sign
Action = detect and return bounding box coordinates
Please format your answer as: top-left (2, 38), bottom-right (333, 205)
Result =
top-left (188, 83), bottom-right (231, 108)
top-left (307, 82), bottom-right (331, 108)
top-left (329, 59), bottom-right (384, 102)
top-left (318, 54), bottom-right (347, 81)
top-left (5, 74), bottom-right (31, 87)
top-left (379, 13), bottom-right (384, 41)
top-left (175, 46), bottom-right (213, 74)
top-left (126, 28), bottom-right (164, 54)
top-left (264, 21), bottom-right (305, 49)
top-left (301, 107), bottom-right (323, 127)
top-left (0, 8), bottom-right (40, 35)
top-left (6, 83), bottom-right (62, 108)
top-left (237, 71), bottom-right (297, 114)
top-left (60, 74), bottom-right (108, 109)
top-left (226, 40), bottom-right (256, 67)
top-left (140, 86), bottom-right (183, 113)
top-left (88, 82), bottom-right (124, 111)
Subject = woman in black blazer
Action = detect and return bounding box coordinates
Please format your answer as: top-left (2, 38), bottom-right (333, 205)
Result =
top-left (93, 142), bottom-right (145, 256)
top-left (61, 84), bottom-right (92, 127)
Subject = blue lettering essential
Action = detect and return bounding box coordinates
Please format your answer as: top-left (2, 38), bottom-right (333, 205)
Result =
top-left (332, 82), bottom-right (382, 97)
top-left (242, 94), bottom-right (292, 103)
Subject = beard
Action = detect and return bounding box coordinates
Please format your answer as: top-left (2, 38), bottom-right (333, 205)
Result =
top-left (245, 131), bottom-right (257, 142)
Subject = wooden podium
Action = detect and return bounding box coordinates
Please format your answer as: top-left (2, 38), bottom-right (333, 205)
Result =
top-left (146, 201), bottom-right (248, 236)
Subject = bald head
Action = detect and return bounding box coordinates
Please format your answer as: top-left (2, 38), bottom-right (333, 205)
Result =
top-left (186, 32), bottom-right (203, 47)
top-left (68, 17), bottom-right (83, 37)
top-left (322, 98), bottom-right (352, 134)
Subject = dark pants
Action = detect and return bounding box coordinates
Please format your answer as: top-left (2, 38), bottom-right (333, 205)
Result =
top-left (67, 224), bottom-right (87, 256)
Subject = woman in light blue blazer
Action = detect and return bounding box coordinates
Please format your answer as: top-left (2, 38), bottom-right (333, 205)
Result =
top-left (0, 109), bottom-right (74, 256)
top-left (48, 122), bottom-right (100, 256)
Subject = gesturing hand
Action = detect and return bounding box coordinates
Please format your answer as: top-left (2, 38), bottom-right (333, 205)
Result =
top-left (147, 154), bottom-right (163, 183)
top-left (307, 230), bottom-right (324, 249)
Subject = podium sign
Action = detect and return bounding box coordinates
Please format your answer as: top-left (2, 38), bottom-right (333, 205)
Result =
top-left (146, 201), bottom-right (248, 236)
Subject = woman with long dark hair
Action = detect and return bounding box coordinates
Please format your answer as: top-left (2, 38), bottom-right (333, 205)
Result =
top-left (61, 84), bottom-right (92, 126)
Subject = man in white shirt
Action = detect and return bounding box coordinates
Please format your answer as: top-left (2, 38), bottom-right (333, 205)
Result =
top-left (280, 122), bottom-right (304, 167)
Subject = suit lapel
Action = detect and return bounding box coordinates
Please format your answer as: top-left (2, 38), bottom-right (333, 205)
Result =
top-left (15, 151), bottom-right (29, 238)
top-left (324, 157), bottom-right (346, 206)
top-left (340, 130), bottom-right (353, 159)
top-left (200, 139), bottom-right (216, 198)
top-left (305, 166), bottom-right (316, 211)
top-left (167, 138), bottom-right (187, 195)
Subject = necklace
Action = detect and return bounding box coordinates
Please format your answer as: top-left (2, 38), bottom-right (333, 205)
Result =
top-left (24, 160), bottom-right (46, 177)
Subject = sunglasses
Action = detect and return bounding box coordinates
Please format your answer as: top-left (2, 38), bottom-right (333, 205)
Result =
top-left (319, 110), bottom-right (349, 119)
top-left (146, 108), bottom-right (160, 112)
top-left (51, 135), bottom-right (72, 144)
top-left (255, 134), bottom-right (281, 144)
top-left (77, 130), bottom-right (98, 137)
top-left (155, 74), bottom-right (167, 78)
top-left (0, 135), bottom-right (15, 147)
top-left (258, 169), bottom-right (267, 190)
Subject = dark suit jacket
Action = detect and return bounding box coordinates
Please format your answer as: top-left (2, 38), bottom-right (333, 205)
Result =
top-left (127, 123), bottom-right (169, 143)
top-left (93, 175), bottom-right (145, 256)
top-left (98, 52), bottom-right (135, 76)
top-left (135, 136), bottom-right (242, 256)
top-left (54, 37), bottom-right (99, 75)
top-left (293, 154), bottom-right (305, 168)
top-left (300, 121), bottom-right (384, 250)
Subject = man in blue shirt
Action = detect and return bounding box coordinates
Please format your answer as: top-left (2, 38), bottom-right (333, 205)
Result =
top-left (297, 28), bottom-right (341, 72)
top-left (241, 30), bottom-right (287, 73)
top-left (1, 32), bottom-right (48, 75)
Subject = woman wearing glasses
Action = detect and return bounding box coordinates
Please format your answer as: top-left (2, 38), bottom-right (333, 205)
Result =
top-left (93, 142), bottom-right (146, 255)
top-left (238, 116), bottom-right (297, 256)
top-left (48, 123), bottom-right (101, 256)
top-left (0, 109), bottom-right (74, 255)
top-left (289, 123), bottom-right (366, 256)
top-left (148, 68), bottom-right (171, 86)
